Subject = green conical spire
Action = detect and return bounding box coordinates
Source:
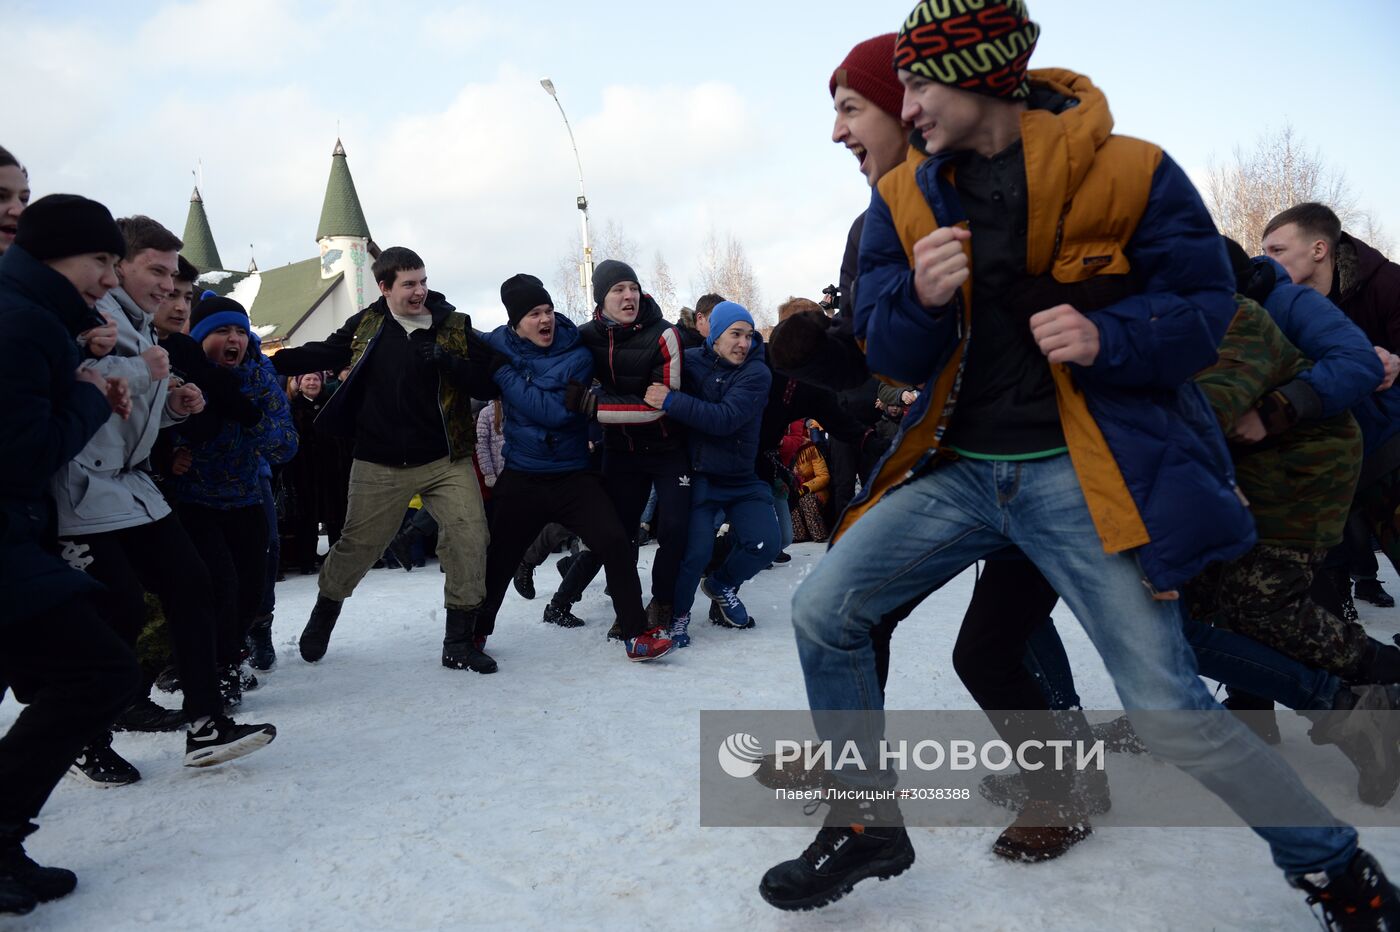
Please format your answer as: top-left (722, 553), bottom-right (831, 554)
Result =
top-left (316, 138), bottom-right (371, 241)
top-left (181, 187), bottom-right (223, 273)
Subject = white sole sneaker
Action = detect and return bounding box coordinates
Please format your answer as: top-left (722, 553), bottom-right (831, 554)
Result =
top-left (184, 728), bottom-right (276, 767)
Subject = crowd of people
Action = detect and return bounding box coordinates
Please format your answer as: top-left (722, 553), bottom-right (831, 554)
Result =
top-left (4, 0), bottom-right (1400, 926)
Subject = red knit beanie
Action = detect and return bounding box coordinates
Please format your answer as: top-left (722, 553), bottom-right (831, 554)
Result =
top-left (829, 34), bottom-right (904, 121)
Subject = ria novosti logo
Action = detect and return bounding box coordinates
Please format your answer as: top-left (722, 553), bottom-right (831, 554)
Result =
top-left (717, 732), bottom-right (764, 779)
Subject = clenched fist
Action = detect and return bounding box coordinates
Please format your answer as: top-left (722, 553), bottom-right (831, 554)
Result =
top-left (1030, 304), bottom-right (1100, 366)
top-left (81, 312), bottom-right (119, 358)
top-left (142, 345), bottom-right (170, 381)
top-left (912, 226), bottom-right (971, 308)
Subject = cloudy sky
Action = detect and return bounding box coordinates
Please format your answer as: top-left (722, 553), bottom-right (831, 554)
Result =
top-left (9, 0), bottom-right (1399, 328)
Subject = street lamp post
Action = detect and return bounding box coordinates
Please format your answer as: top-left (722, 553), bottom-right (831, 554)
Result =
top-left (539, 78), bottom-right (594, 307)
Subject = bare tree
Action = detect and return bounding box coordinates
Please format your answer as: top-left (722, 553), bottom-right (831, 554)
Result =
top-left (552, 230), bottom-right (590, 323)
top-left (650, 251), bottom-right (678, 317)
top-left (1205, 123), bottom-right (1365, 253)
top-left (694, 228), bottom-right (767, 325)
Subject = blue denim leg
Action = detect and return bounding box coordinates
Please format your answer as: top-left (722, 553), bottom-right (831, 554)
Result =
top-left (1183, 615), bottom-right (1341, 712)
top-left (1002, 456), bottom-right (1355, 875)
top-left (772, 486), bottom-right (793, 553)
top-left (673, 478), bottom-right (726, 616)
top-left (258, 473), bottom-right (278, 616)
top-left (1022, 617), bottom-right (1081, 710)
top-left (791, 459), bottom-right (1004, 787)
top-left (711, 480), bottom-right (780, 590)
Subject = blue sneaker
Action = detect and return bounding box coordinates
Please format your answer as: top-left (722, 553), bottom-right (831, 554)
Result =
top-left (670, 612), bottom-right (692, 648)
top-left (701, 577), bottom-right (754, 629)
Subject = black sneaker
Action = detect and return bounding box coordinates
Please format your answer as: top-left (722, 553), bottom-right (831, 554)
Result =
top-left (69, 739), bottom-right (140, 786)
top-left (760, 801), bottom-right (915, 911)
top-left (543, 602), bottom-right (585, 628)
top-left (246, 613), bottom-right (276, 671)
top-left (1290, 849), bottom-right (1400, 930)
top-left (239, 664), bottom-right (260, 692)
top-left (1356, 579), bottom-right (1397, 608)
top-left (513, 564), bottom-right (537, 600)
top-left (299, 595), bottom-right (343, 663)
top-left (0, 843), bottom-right (76, 905)
top-left (770, 551), bottom-right (792, 567)
top-left (112, 695), bottom-right (187, 733)
top-left (184, 715), bottom-right (277, 767)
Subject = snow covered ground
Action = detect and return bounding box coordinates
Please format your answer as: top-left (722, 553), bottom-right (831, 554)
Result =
top-left (6, 544), bottom-right (1400, 931)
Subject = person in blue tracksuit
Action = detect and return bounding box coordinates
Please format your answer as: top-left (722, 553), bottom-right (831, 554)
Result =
top-left (645, 301), bottom-right (778, 645)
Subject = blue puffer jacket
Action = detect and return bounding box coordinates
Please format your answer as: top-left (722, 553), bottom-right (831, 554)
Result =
top-left (664, 336), bottom-right (772, 480)
top-left (486, 316), bottom-right (593, 473)
top-left (1253, 257), bottom-right (1383, 419)
top-left (169, 352), bottom-right (298, 508)
top-left (851, 69), bottom-right (1255, 592)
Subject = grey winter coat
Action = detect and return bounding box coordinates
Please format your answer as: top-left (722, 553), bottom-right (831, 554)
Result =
top-left (51, 287), bottom-right (187, 535)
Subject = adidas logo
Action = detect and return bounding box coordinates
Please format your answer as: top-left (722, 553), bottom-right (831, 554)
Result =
top-left (678, 475), bottom-right (691, 488)
top-left (59, 540), bottom-right (94, 571)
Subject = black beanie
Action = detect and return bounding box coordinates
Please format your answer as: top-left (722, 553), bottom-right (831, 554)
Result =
top-left (189, 293), bottom-right (251, 343)
top-left (15, 194), bottom-right (126, 262)
top-left (592, 259), bottom-right (639, 308)
top-left (500, 273), bottom-right (553, 327)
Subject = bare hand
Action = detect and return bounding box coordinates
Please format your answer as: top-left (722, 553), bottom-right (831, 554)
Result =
top-left (106, 376), bottom-right (131, 419)
top-left (171, 447), bottom-right (193, 476)
top-left (912, 226), bottom-right (971, 308)
top-left (169, 382), bottom-right (206, 415)
top-left (1377, 346), bottom-right (1400, 392)
top-left (141, 345), bottom-right (170, 381)
top-left (81, 312), bottom-right (119, 358)
top-left (900, 390), bottom-right (919, 406)
top-left (1229, 408), bottom-right (1267, 444)
top-left (1030, 304), bottom-right (1101, 366)
top-left (644, 384), bottom-right (670, 410)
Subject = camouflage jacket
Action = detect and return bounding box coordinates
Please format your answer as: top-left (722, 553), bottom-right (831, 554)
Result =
top-left (1194, 296), bottom-right (1362, 549)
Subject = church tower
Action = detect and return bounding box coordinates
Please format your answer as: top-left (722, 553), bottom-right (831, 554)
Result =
top-left (181, 186), bottom-right (224, 273)
top-left (316, 138), bottom-right (372, 322)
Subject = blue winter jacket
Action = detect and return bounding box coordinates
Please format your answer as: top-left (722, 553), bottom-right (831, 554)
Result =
top-left (850, 68), bottom-right (1255, 592)
top-left (486, 315), bottom-right (593, 473)
top-left (1248, 257), bottom-right (1400, 464)
top-left (169, 352), bottom-right (298, 508)
top-left (1254, 257), bottom-right (1383, 419)
top-left (664, 336), bottom-right (772, 480)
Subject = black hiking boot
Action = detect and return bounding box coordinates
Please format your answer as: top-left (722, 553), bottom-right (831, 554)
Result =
top-left (1289, 849), bottom-right (1400, 930)
top-left (299, 595), bottom-right (342, 663)
top-left (246, 613), bottom-right (276, 670)
top-left (1307, 684), bottom-right (1400, 807)
top-left (442, 607), bottom-right (497, 673)
top-left (759, 794), bottom-right (914, 911)
top-left (513, 563), bottom-right (537, 600)
top-left (543, 602), bottom-right (585, 628)
top-left (1355, 578), bottom-right (1396, 608)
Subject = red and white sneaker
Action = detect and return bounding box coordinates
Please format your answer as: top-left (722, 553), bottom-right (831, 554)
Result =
top-left (624, 626), bottom-right (674, 662)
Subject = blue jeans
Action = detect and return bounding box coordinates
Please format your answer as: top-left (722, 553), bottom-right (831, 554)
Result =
top-left (772, 484), bottom-right (793, 553)
top-left (791, 454), bottom-right (1356, 875)
top-left (674, 476), bottom-right (780, 616)
top-left (1026, 614), bottom-right (1342, 714)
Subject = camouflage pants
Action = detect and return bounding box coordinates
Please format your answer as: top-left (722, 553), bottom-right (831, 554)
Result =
top-left (1185, 542), bottom-right (1368, 675)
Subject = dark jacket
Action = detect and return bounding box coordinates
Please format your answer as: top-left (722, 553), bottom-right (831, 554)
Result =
top-left (756, 369), bottom-right (869, 485)
top-left (1332, 232), bottom-right (1400, 353)
top-left (851, 68), bottom-right (1253, 592)
top-left (664, 336), bottom-right (772, 480)
top-left (579, 294), bottom-right (685, 454)
top-left (168, 353), bottom-right (298, 509)
top-left (285, 389), bottom-right (352, 528)
top-left (272, 293), bottom-right (497, 465)
top-left (0, 246), bottom-right (113, 624)
top-left (485, 317), bottom-right (594, 473)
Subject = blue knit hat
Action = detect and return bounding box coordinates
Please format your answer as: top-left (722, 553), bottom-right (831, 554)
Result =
top-left (190, 291), bottom-right (251, 343)
top-left (706, 301), bottom-right (754, 347)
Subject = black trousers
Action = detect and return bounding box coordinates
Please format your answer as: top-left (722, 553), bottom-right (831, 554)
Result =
top-left (60, 514), bottom-right (223, 719)
top-left (0, 596), bottom-right (140, 827)
top-left (554, 446), bottom-right (691, 607)
top-left (480, 469), bottom-right (646, 638)
top-left (176, 503), bottom-right (269, 667)
top-left (522, 523), bottom-right (573, 569)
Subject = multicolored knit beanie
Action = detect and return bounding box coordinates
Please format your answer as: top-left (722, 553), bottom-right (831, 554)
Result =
top-left (893, 0), bottom-right (1040, 100)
